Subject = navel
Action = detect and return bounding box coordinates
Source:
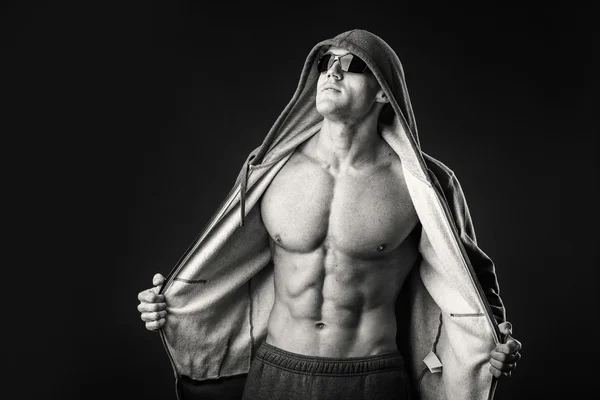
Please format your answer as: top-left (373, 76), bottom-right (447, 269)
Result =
top-left (377, 243), bottom-right (387, 252)
top-left (315, 322), bottom-right (326, 329)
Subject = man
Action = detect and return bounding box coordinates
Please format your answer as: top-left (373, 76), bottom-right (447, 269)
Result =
top-left (137, 30), bottom-right (521, 399)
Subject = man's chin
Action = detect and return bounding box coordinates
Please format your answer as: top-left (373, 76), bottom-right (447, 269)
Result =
top-left (316, 100), bottom-right (345, 117)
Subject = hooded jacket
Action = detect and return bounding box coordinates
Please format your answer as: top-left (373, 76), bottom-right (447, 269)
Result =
top-left (158, 29), bottom-right (506, 400)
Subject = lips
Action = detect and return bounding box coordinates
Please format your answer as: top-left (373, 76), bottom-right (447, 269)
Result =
top-left (322, 85), bottom-right (341, 92)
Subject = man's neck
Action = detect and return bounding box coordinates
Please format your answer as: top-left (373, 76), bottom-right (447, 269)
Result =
top-left (315, 118), bottom-right (381, 171)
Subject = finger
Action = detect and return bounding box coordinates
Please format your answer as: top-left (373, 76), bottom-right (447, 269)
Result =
top-left (490, 350), bottom-right (508, 362)
top-left (140, 310), bottom-right (167, 322)
top-left (138, 289), bottom-right (165, 303)
top-left (489, 365), bottom-right (502, 378)
top-left (137, 288), bottom-right (152, 302)
top-left (514, 351), bottom-right (522, 363)
top-left (490, 350), bottom-right (513, 363)
top-left (491, 350), bottom-right (521, 363)
top-left (495, 340), bottom-right (522, 355)
top-left (506, 337), bottom-right (522, 353)
top-left (153, 273), bottom-right (165, 287)
top-left (137, 302), bottom-right (167, 313)
top-left (494, 343), bottom-right (512, 355)
top-left (145, 319), bottom-right (166, 331)
top-left (489, 358), bottom-right (514, 372)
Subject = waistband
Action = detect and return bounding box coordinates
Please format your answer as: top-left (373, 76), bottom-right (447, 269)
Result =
top-left (255, 341), bottom-right (405, 375)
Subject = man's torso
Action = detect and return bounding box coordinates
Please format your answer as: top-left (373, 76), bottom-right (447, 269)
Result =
top-left (260, 135), bottom-right (421, 357)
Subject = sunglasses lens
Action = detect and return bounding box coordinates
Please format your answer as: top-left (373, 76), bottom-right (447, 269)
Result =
top-left (338, 55), bottom-right (353, 72)
top-left (317, 54), bottom-right (333, 72)
top-left (345, 55), bottom-right (367, 73)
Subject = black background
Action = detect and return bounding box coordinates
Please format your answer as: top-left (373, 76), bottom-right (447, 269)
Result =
top-left (4, 1), bottom-right (596, 399)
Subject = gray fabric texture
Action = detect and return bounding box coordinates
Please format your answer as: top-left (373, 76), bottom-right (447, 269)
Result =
top-left (159, 29), bottom-right (506, 400)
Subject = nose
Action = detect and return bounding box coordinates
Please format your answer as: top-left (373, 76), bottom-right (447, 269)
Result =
top-left (326, 60), bottom-right (342, 80)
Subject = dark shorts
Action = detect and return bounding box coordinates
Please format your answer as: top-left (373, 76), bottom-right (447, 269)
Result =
top-left (241, 342), bottom-right (411, 400)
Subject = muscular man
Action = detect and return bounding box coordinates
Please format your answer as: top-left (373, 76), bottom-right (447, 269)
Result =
top-left (138, 31), bottom-right (521, 400)
top-left (260, 47), bottom-right (419, 360)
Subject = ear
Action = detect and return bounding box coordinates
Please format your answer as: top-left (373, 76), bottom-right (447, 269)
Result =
top-left (375, 89), bottom-right (389, 104)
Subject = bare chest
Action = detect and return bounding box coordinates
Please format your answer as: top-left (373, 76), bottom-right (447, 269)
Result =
top-left (260, 154), bottom-right (418, 256)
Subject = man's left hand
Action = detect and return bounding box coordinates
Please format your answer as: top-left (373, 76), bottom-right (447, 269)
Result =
top-left (489, 321), bottom-right (522, 378)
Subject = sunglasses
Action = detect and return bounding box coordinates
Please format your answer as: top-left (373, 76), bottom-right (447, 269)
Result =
top-left (316, 53), bottom-right (369, 74)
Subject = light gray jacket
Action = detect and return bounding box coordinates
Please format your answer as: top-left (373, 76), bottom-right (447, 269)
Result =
top-left (159, 29), bottom-right (506, 400)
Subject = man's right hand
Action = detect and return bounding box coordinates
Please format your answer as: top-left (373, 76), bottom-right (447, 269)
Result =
top-left (137, 273), bottom-right (167, 331)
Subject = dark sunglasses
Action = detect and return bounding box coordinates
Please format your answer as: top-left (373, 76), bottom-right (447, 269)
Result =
top-left (316, 53), bottom-right (369, 74)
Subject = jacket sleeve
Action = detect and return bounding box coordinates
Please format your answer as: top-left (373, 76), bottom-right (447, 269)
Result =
top-left (434, 169), bottom-right (506, 324)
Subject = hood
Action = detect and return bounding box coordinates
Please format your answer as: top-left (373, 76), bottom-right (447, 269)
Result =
top-left (252, 29), bottom-right (421, 163)
top-left (238, 29), bottom-right (427, 225)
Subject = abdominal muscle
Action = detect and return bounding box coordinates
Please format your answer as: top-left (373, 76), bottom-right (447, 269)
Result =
top-left (260, 139), bottom-right (420, 357)
top-left (265, 237), bottom-right (418, 358)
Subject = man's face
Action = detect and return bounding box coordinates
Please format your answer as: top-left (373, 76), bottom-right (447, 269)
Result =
top-left (315, 47), bottom-right (382, 122)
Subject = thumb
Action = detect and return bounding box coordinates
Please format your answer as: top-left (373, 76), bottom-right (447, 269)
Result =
top-left (152, 273), bottom-right (165, 288)
top-left (498, 321), bottom-right (513, 337)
